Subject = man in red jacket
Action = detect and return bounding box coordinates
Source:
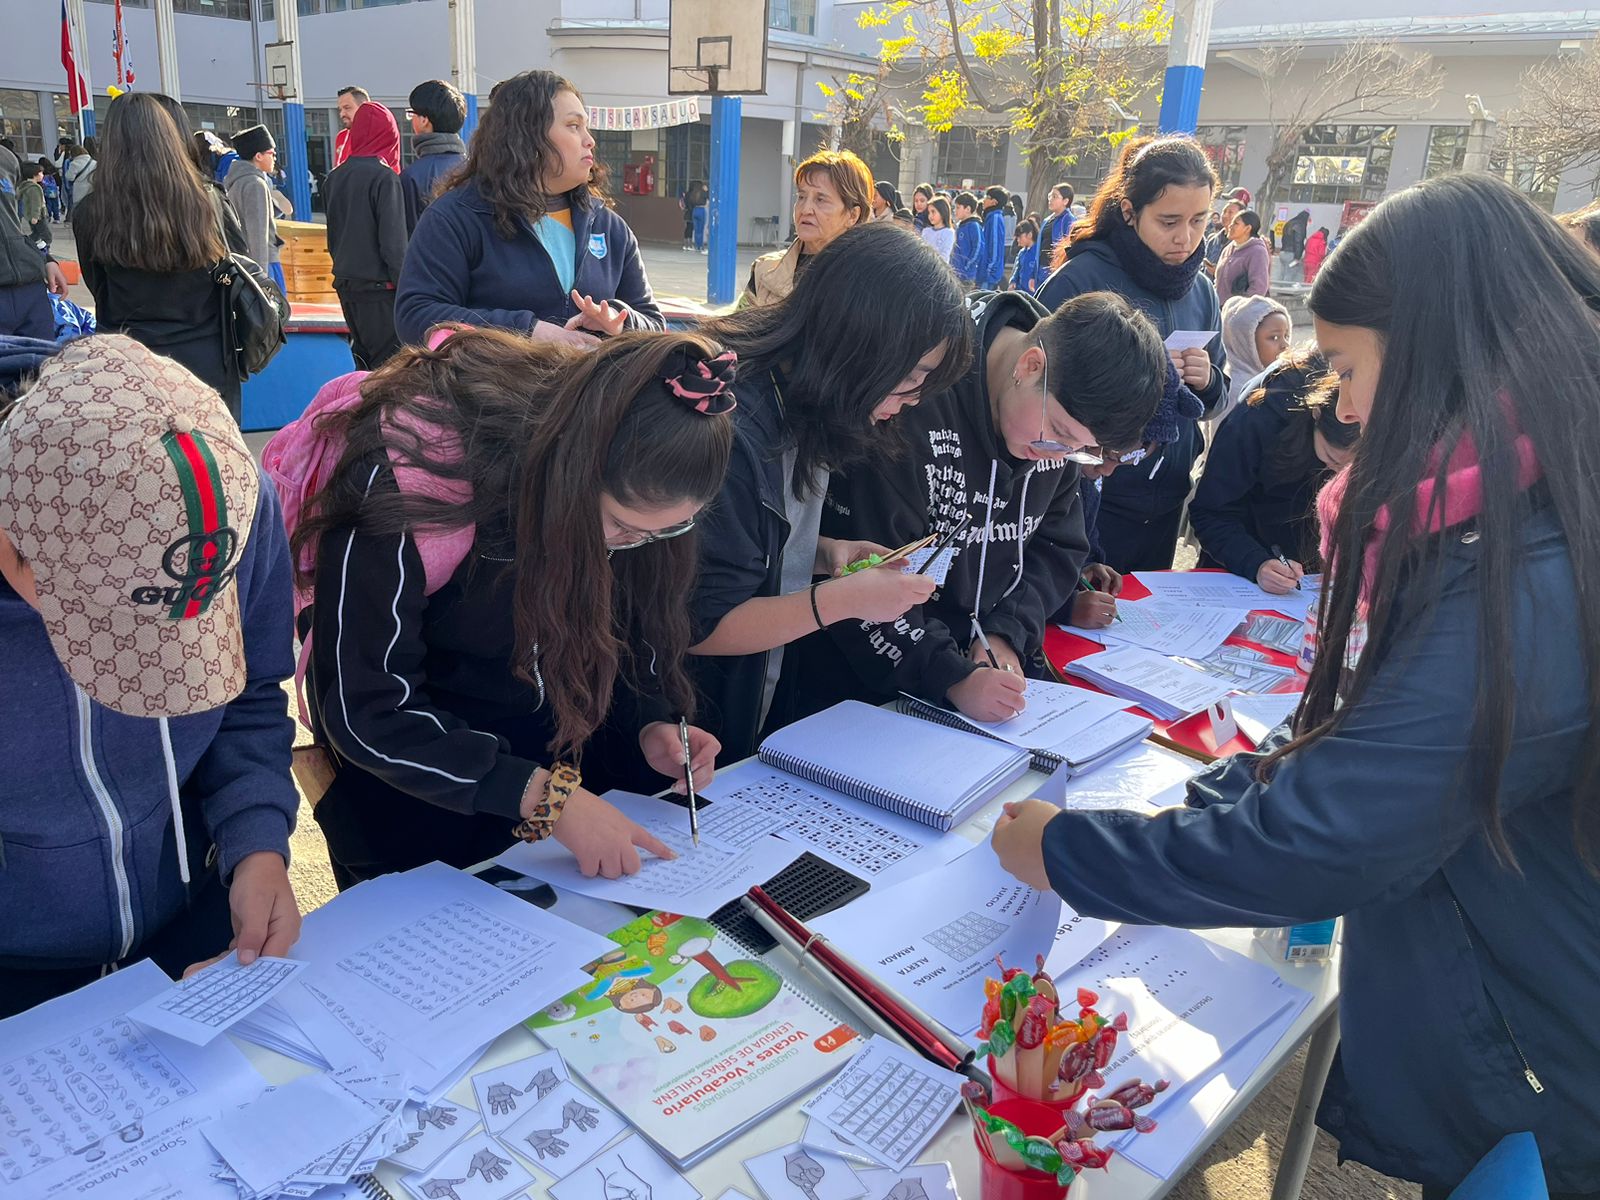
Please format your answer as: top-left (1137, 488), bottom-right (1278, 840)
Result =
top-left (333, 83), bottom-right (371, 168)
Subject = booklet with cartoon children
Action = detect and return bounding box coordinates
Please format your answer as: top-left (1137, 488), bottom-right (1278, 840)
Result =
top-left (525, 911), bottom-right (861, 1166)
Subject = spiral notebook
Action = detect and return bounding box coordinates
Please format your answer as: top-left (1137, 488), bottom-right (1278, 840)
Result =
top-left (896, 692), bottom-right (1153, 776)
top-left (757, 700), bottom-right (1033, 831)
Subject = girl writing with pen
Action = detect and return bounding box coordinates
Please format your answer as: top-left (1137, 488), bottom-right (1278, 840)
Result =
top-left (785, 287), bottom-right (1168, 724)
top-left (994, 175), bottom-right (1600, 1198)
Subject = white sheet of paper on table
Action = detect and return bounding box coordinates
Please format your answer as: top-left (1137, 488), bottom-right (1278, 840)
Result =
top-left (496, 791), bottom-right (804, 918)
top-left (203, 1073), bottom-right (377, 1194)
top-left (383, 1099), bottom-right (477, 1172)
top-left (801, 1114), bottom-right (883, 1167)
top-left (953, 680), bottom-right (1131, 752)
top-left (469, 1049), bottom-right (567, 1135)
top-left (716, 1191), bottom-right (758, 1200)
top-left (399, 1129), bottom-right (536, 1200)
top-left (697, 764), bottom-right (969, 886)
top-left (1055, 742), bottom-right (1202, 814)
top-left (1230, 692), bottom-right (1303, 745)
top-left (0, 959), bottom-right (265, 1198)
top-left (127, 952), bottom-right (309, 1045)
top-left (1066, 645), bottom-right (1237, 719)
top-left (1163, 329), bottom-right (1216, 353)
top-left (548, 1134), bottom-right (703, 1200)
top-left (801, 1039), bottom-right (965, 1172)
top-left (1182, 643), bottom-right (1299, 695)
top-left (744, 1141), bottom-right (867, 1200)
top-left (501, 1080), bottom-right (628, 1180)
top-left (855, 1162), bottom-right (961, 1200)
top-left (811, 840), bottom-right (1113, 1035)
top-left (1090, 600), bottom-right (1244, 661)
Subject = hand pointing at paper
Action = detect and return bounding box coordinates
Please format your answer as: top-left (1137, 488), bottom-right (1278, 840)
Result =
top-left (992, 799), bottom-right (1060, 891)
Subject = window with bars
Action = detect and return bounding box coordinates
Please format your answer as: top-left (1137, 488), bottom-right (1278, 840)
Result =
top-left (0, 90), bottom-right (44, 158)
top-left (937, 127), bottom-right (1010, 188)
top-left (1288, 124), bottom-right (1395, 204)
top-left (664, 121), bottom-right (711, 204)
top-left (1197, 125), bottom-right (1247, 190)
top-left (1426, 123), bottom-right (1560, 211)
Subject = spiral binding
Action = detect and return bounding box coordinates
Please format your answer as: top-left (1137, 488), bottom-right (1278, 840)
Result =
top-left (756, 747), bottom-right (943, 829)
top-left (356, 1175), bottom-right (397, 1200)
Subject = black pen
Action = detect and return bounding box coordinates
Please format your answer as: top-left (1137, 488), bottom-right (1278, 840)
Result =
top-left (678, 717), bottom-right (699, 847)
top-left (970, 619), bottom-right (1003, 670)
top-left (1271, 544), bottom-right (1303, 590)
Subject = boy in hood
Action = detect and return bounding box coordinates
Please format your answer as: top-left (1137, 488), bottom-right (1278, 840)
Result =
top-left (0, 335), bottom-right (300, 1017)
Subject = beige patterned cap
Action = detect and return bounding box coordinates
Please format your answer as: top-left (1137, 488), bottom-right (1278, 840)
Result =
top-left (0, 335), bottom-right (259, 717)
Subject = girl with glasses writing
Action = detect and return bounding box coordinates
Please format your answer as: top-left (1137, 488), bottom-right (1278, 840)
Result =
top-left (294, 327), bottom-right (734, 885)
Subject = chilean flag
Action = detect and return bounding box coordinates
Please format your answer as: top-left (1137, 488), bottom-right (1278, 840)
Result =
top-left (61, 0), bottom-right (88, 113)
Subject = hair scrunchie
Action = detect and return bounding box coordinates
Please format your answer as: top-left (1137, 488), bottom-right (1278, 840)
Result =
top-left (660, 348), bottom-right (738, 415)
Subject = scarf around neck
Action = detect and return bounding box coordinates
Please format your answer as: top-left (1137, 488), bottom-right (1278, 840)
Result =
top-left (1104, 217), bottom-right (1206, 301)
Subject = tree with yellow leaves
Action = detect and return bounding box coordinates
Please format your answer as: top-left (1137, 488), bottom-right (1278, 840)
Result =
top-left (849, 0), bottom-right (1171, 211)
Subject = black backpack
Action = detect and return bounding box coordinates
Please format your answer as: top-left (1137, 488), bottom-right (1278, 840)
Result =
top-left (212, 252), bottom-right (288, 379)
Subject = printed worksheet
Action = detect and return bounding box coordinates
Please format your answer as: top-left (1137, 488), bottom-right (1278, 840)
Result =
top-left (0, 961), bottom-right (262, 1195)
top-left (399, 1130), bottom-right (534, 1200)
top-left (801, 1040), bottom-right (965, 1172)
top-left (951, 680), bottom-right (1131, 752)
top-left (470, 1049), bottom-right (567, 1135)
top-left (383, 1099), bottom-right (475, 1172)
top-left (1085, 600), bottom-right (1243, 660)
top-left (1135, 570), bottom-right (1289, 610)
top-left (855, 1163), bottom-right (961, 1200)
top-left (811, 841), bottom-right (1114, 1035)
top-left (502, 1081), bottom-right (628, 1180)
top-left (497, 791), bottom-right (804, 917)
top-left (128, 953), bottom-right (308, 1045)
top-left (744, 1141), bottom-right (867, 1200)
top-left (203, 1073), bottom-right (377, 1195)
top-left (548, 1135), bottom-right (702, 1200)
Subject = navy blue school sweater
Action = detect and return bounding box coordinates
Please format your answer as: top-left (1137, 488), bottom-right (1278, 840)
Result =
top-left (978, 207), bottom-right (1008, 288)
top-left (394, 181), bottom-right (663, 344)
top-left (952, 216), bottom-right (984, 284)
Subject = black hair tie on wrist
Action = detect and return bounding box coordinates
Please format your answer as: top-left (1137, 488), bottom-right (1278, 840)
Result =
top-left (661, 348), bottom-right (738, 415)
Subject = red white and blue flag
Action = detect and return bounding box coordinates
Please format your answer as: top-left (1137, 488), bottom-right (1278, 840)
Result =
top-left (113, 0), bottom-right (135, 87)
top-left (60, 0), bottom-right (89, 112)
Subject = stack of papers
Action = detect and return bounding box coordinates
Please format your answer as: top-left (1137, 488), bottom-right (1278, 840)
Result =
top-left (1137, 569), bottom-right (1314, 619)
top-left (1064, 644), bottom-right (1236, 720)
top-left (1070, 598), bottom-right (1241, 660)
top-left (910, 680), bottom-right (1153, 774)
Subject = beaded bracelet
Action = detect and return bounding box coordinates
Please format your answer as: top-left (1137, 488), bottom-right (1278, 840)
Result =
top-left (512, 762), bottom-right (582, 843)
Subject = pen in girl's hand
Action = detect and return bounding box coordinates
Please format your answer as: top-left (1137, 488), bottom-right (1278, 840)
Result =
top-left (1271, 545), bottom-right (1303, 590)
top-left (1078, 575), bottom-right (1124, 622)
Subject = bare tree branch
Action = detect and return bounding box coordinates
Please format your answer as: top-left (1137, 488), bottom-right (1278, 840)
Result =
top-left (1508, 49), bottom-right (1600, 178)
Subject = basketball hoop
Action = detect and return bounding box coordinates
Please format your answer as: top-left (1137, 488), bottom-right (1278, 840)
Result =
top-left (668, 0), bottom-right (769, 96)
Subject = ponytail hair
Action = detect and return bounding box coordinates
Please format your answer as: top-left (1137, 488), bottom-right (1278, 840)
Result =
top-left (1076, 135), bottom-right (1218, 247)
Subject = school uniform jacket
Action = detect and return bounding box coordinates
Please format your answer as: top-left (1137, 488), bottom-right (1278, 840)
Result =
top-left (978, 207), bottom-right (1008, 289)
top-left (798, 291), bottom-right (1089, 712)
top-left (952, 216), bottom-right (984, 284)
top-left (394, 181), bottom-right (663, 344)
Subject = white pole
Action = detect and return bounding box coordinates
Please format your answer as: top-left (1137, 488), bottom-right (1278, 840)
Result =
top-left (450, 0), bottom-right (479, 138)
top-left (154, 0), bottom-right (181, 100)
top-left (66, 0), bottom-right (96, 139)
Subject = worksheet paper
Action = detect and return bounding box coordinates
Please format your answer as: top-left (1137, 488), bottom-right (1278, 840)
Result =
top-left (548, 1135), bottom-right (702, 1200)
top-left (810, 841), bottom-right (1114, 1035)
top-left (1065, 645), bottom-right (1236, 721)
top-left (901, 545), bottom-right (955, 585)
top-left (949, 680), bottom-right (1132, 752)
top-left (1053, 742), bottom-right (1203, 813)
top-left (203, 1073), bottom-right (377, 1195)
top-left (497, 791), bottom-right (803, 917)
top-left (501, 1081), bottom-right (629, 1180)
top-left (1180, 643), bottom-right (1299, 695)
top-left (128, 952), bottom-right (308, 1045)
top-left (1051, 927), bottom-right (1309, 1160)
top-left (1163, 330), bottom-right (1216, 353)
top-left (1135, 570), bottom-right (1295, 611)
top-left (0, 960), bottom-right (264, 1199)
top-left (1230, 692), bottom-right (1303, 745)
top-left (744, 1141), bottom-right (867, 1200)
top-left (801, 1040), bottom-right (965, 1172)
top-left (1077, 600), bottom-right (1242, 660)
top-left (856, 1163), bottom-right (961, 1200)
top-left (470, 1049), bottom-right (567, 1135)
top-left (399, 1129), bottom-right (536, 1200)
top-left (698, 764), bottom-right (968, 886)
top-left (265, 863), bottom-right (611, 1093)
top-left (801, 1115), bottom-right (882, 1167)
top-left (383, 1099), bottom-right (476, 1172)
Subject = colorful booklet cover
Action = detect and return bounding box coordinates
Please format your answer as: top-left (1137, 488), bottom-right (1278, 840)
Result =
top-left (525, 911), bottom-right (860, 1166)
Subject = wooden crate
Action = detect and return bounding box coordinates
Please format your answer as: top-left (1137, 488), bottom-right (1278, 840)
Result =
top-left (276, 219), bottom-right (335, 307)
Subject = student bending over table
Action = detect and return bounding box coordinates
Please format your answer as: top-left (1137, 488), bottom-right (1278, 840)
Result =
top-left (993, 175), bottom-right (1600, 1199)
top-left (0, 336), bottom-right (301, 1018)
top-left (298, 328), bottom-right (734, 886)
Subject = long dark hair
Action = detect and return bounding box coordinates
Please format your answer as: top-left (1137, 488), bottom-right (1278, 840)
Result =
top-left (702, 223), bottom-right (971, 498)
top-left (1246, 349), bottom-right (1358, 491)
top-left (1070, 134), bottom-right (1217, 254)
top-left (1289, 173), bottom-right (1600, 870)
top-left (292, 328), bottom-right (734, 760)
top-left (88, 92), bottom-right (224, 271)
top-left (446, 69), bottom-right (605, 239)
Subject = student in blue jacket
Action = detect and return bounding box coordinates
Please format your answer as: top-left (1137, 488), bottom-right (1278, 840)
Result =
top-left (0, 336), bottom-right (301, 1018)
top-left (951, 191), bottom-right (984, 286)
top-left (996, 174), bottom-right (1600, 1198)
top-left (1037, 136), bottom-right (1227, 571)
top-left (395, 70), bottom-right (662, 348)
top-left (1010, 218), bottom-right (1040, 293)
top-left (978, 185), bottom-right (1010, 288)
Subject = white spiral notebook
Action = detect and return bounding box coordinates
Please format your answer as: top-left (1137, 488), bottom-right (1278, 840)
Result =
top-left (757, 700), bottom-right (1033, 831)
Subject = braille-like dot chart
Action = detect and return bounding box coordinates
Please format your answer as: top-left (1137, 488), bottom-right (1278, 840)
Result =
top-left (922, 910), bottom-right (1008, 961)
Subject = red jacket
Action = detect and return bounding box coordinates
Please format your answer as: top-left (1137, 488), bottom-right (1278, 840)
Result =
top-left (1303, 229), bottom-right (1328, 283)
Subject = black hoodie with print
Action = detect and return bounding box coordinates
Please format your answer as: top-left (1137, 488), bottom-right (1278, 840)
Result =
top-left (787, 291), bottom-right (1089, 715)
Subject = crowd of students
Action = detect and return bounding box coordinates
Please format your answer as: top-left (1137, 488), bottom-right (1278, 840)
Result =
top-left (1, 69), bottom-right (1598, 1196)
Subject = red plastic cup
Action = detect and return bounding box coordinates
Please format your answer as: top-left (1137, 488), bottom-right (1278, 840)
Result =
top-left (973, 1098), bottom-right (1074, 1200)
top-left (987, 1056), bottom-right (1088, 1116)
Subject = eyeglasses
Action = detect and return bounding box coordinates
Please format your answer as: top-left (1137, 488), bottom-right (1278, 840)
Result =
top-left (1026, 343), bottom-right (1103, 465)
top-left (404, 109), bottom-right (416, 120)
top-left (606, 517), bottom-right (697, 550)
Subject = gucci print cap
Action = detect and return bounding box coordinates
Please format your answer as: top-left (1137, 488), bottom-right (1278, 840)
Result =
top-left (0, 335), bottom-right (259, 717)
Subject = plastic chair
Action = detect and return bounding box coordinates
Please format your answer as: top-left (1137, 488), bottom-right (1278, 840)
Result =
top-left (1448, 1133), bottom-right (1547, 1200)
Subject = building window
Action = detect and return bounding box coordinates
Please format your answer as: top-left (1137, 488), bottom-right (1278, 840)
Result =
top-left (0, 90), bottom-right (44, 158)
top-left (593, 131), bottom-right (631, 189)
top-left (387, 107), bottom-right (415, 166)
top-left (937, 127), bottom-right (1010, 188)
top-left (1288, 124), bottom-right (1394, 204)
top-left (88, 0), bottom-right (149, 6)
top-left (259, 0), bottom-right (273, 18)
top-left (770, 0), bottom-right (816, 35)
top-left (1424, 125), bottom-right (1467, 178)
top-left (50, 95), bottom-right (76, 151)
top-left (1197, 125), bottom-right (1247, 190)
top-left (172, 0), bottom-right (254, 18)
top-left (664, 121), bottom-right (711, 205)
top-left (1427, 123), bottom-right (1559, 211)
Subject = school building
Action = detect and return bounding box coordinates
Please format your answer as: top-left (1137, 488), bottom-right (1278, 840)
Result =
top-left (1, 0), bottom-right (1596, 243)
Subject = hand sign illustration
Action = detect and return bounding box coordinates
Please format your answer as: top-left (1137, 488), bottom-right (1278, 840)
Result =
top-left (784, 1148), bottom-right (827, 1200)
top-left (417, 1104), bottom-right (458, 1130)
top-left (527, 1067), bottom-right (562, 1101)
top-left (561, 1098), bottom-right (601, 1131)
top-left (485, 1082), bottom-right (522, 1115)
top-left (468, 1148), bottom-right (512, 1182)
top-left (524, 1126), bottom-right (570, 1160)
top-left (598, 1156), bottom-right (654, 1200)
top-left (420, 1178), bottom-right (466, 1200)
top-left (886, 1182), bottom-right (931, 1200)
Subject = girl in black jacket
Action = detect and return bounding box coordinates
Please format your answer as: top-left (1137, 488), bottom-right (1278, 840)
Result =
top-left (1190, 350), bottom-right (1359, 593)
top-left (299, 328), bottom-right (735, 885)
top-left (688, 224), bottom-right (972, 761)
top-left (1036, 136), bottom-right (1228, 571)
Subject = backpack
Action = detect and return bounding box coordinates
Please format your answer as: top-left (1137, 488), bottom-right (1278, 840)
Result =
top-left (263, 353), bottom-right (474, 726)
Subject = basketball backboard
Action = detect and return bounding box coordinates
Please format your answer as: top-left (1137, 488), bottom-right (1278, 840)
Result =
top-left (264, 41), bottom-right (297, 100)
top-left (668, 0), bottom-right (770, 95)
